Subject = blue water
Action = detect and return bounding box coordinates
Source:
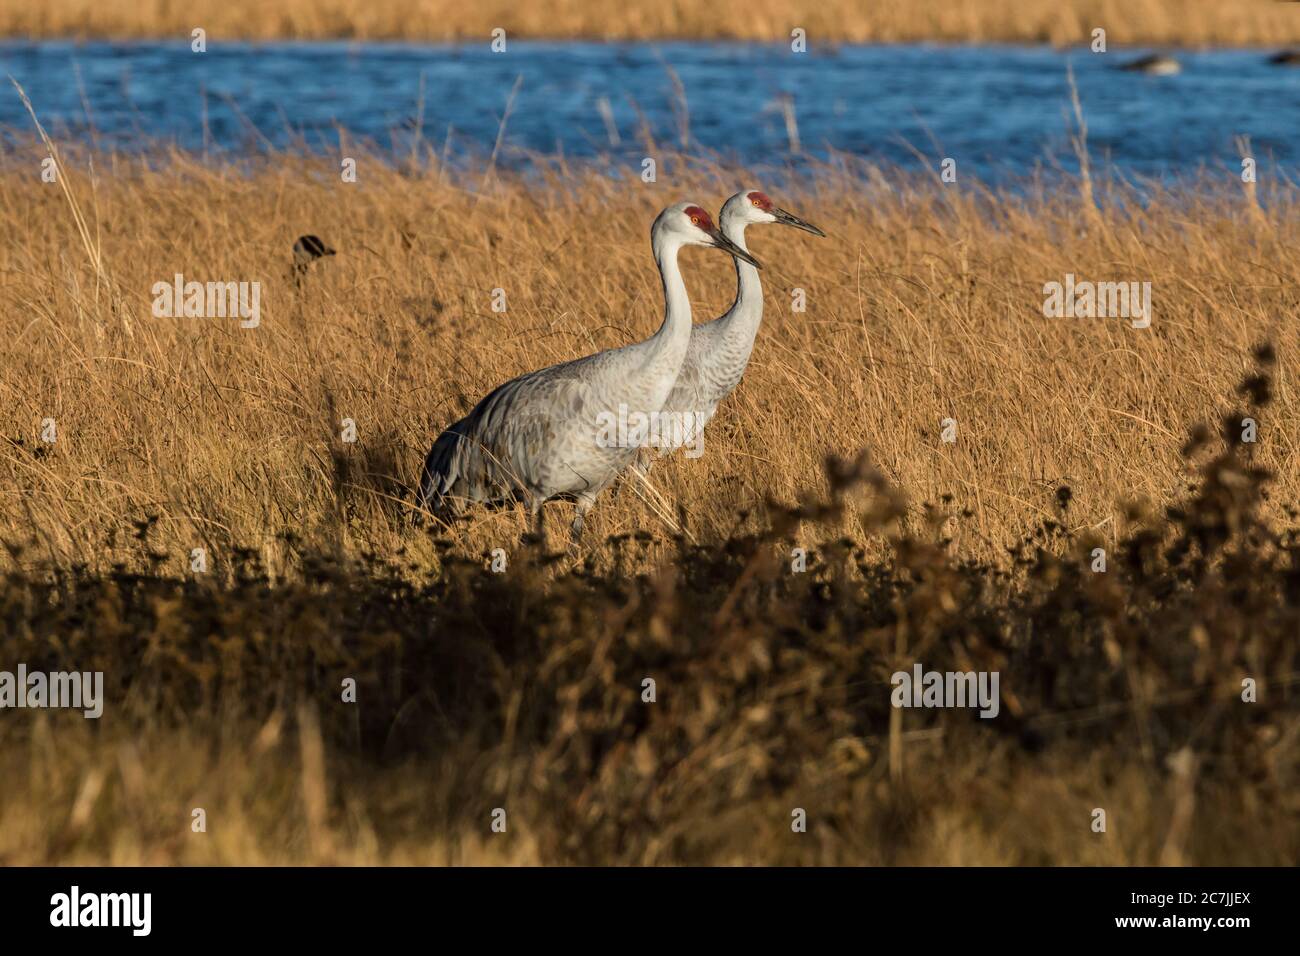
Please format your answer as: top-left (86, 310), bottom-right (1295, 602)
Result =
top-left (1, 40), bottom-right (1296, 181)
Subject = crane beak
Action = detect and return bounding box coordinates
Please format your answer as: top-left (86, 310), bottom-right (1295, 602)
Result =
top-left (707, 228), bottom-right (762, 270)
top-left (772, 208), bottom-right (826, 237)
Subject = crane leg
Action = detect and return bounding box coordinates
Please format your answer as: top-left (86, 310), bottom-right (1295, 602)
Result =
top-left (570, 495), bottom-right (595, 542)
top-left (521, 496), bottom-right (544, 546)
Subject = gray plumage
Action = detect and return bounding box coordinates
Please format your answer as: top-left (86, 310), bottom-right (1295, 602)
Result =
top-left (637, 189), bottom-right (824, 467)
top-left (416, 201), bottom-right (759, 537)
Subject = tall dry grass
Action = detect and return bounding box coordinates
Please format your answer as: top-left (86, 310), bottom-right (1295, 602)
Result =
top-left (5, 0), bottom-right (1300, 46)
top-left (1, 140), bottom-right (1298, 864)
top-left (0, 147), bottom-right (1296, 573)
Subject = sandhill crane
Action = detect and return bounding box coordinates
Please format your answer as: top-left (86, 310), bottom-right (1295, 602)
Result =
top-left (415, 201), bottom-right (760, 538)
top-left (631, 189), bottom-right (823, 472)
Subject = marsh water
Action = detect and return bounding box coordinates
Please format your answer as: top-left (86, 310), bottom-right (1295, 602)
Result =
top-left (1, 40), bottom-right (1296, 180)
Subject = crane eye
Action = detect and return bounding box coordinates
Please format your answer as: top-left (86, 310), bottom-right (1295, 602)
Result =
top-left (690, 216), bottom-right (699, 224)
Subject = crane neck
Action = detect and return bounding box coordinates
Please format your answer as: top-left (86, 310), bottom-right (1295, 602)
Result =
top-left (649, 233), bottom-right (692, 350)
top-left (719, 216), bottom-right (762, 332)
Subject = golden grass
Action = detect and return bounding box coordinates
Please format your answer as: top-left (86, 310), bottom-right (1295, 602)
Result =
top-left (1, 144), bottom-right (1297, 865)
top-left (0, 148), bottom-right (1296, 573)
top-left (5, 0), bottom-right (1300, 46)
top-left (7, 719), bottom-right (1286, 864)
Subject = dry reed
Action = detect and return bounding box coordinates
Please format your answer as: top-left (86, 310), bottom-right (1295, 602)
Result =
top-left (0, 146), bottom-right (1296, 573)
top-left (4, 0), bottom-right (1300, 47)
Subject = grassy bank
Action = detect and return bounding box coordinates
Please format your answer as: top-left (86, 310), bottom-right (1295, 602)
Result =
top-left (0, 143), bottom-right (1297, 863)
top-left (4, 0), bottom-right (1300, 46)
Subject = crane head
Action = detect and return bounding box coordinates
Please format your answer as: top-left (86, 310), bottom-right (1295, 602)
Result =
top-left (656, 201), bottom-right (762, 269)
top-left (722, 189), bottom-right (826, 238)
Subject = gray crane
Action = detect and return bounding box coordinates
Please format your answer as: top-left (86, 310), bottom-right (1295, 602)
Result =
top-left (416, 201), bottom-right (761, 538)
top-left (632, 189), bottom-right (823, 471)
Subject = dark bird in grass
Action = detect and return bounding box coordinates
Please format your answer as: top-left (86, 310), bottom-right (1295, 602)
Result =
top-left (293, 234), bottom-right (336, 267)
top-left (1267, 50), bottom-right (1300, 66)
top-left (291, 234), bottom-right (336, 287)
top-left (1116, 54), bottom-right (1181, 75)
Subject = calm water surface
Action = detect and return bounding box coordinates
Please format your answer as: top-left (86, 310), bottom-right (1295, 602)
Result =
top-left (1, 40), bottom-right (1296, 181)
